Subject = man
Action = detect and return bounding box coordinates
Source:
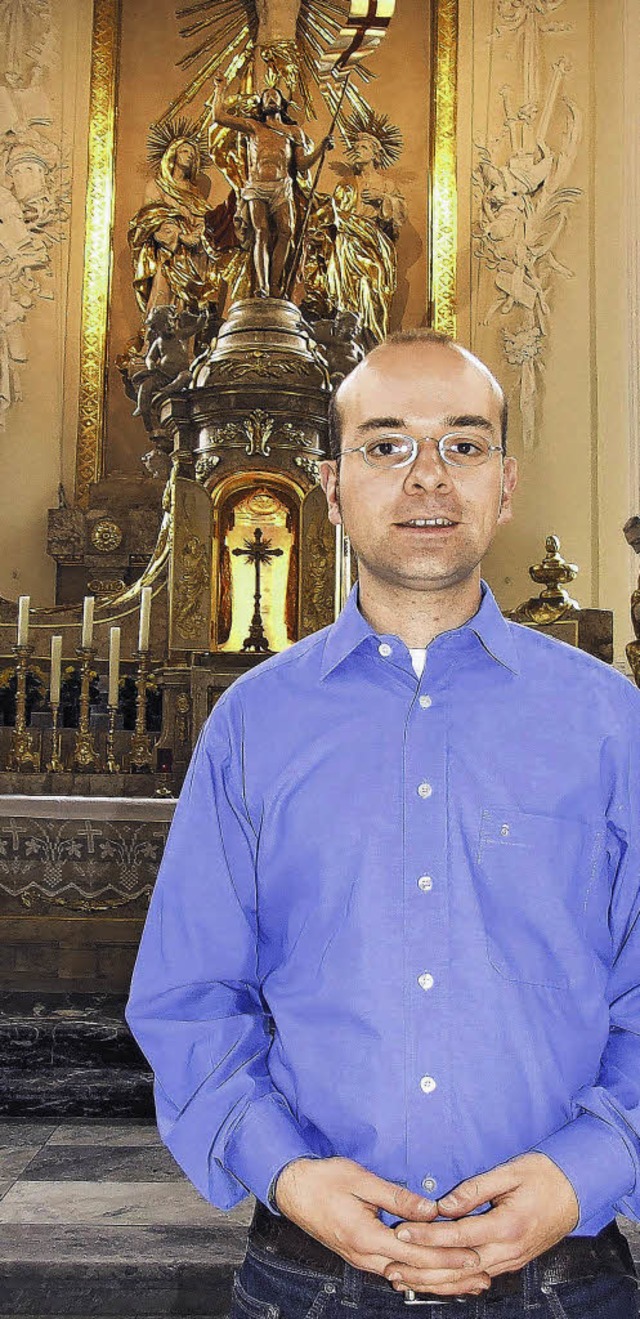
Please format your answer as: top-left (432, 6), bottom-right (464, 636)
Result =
top-left (208, 76), bottom-right (333, 298)
top-left (125, 330), bottom-right (640, 1317)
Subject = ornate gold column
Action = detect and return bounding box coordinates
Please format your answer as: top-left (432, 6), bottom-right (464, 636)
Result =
top-left (429, 0), bottom-right (458, 334)
top-left (74, 0), bottom-right (121, 508)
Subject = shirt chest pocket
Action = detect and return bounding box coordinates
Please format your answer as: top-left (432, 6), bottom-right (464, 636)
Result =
top-left (475, 807), bottom-right (601, 989)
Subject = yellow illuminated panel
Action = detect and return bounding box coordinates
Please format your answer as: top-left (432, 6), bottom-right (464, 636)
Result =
top-left (220, 488), bottom-right (294, 654)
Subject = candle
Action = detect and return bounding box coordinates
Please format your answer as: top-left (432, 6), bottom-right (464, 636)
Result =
top-left (108, 627), bottom-right (121, 708)
top-left (138, 586), bottom-right (152, 651)
top-left (81, 595), bottom-right (94, 649)
top-left (17, 595), bottom-right (30, 646)
top-left (50, 635), bottom-right (62, 705)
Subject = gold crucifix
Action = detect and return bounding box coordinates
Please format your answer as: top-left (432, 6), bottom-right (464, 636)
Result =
top-left (232, 526), bottom-right (284, 652)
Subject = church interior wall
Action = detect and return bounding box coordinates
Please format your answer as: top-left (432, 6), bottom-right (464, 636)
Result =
top-left (0, 3), bottom-right (93, 607)
top-left (0, 0), bottom-right (635, 675)
top-left (457, 0), bottom-right (635, 672)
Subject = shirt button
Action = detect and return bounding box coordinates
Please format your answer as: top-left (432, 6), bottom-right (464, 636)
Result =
top-left (418, 972), bottom-right (434, 990)
top-left (378, 642), bottom-right (392, 657)
top-left (417, 875), bottom-right (433, 891)
top-left (422, 1175), bottom-right (437, 1193)
top-left (420, 1075), bottom-right (437, 1093)
top-left (417, 782), bottom-right (432, 798)
top-left (419, 695), bottom-right (432, 708)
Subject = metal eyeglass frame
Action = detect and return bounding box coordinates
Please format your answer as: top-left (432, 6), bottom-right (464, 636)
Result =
top-left (333, 432), bottom-right (505, 469)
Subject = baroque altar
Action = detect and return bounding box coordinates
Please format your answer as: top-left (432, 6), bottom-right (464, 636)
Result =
top-left (0, 0), bottom-right (422, 798)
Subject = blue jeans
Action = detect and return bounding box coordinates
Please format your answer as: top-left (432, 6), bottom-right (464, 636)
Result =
top-left (229, 1238), bottom-right (639, 1319)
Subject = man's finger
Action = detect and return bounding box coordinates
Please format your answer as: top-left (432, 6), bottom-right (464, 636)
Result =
top-left (348, 1218), bottom-right (482, 1275)
top-left (356, 1173), bottom-right (438, 1222)
top-left (383, 1241), bottom-right (484, 1275)
top-left (389, 1266), bottom-right (491, 1297)
top-left (437, 1165), bottom-right (519, 1217)
top-left (393, 1204), bottom-right (511, 1250)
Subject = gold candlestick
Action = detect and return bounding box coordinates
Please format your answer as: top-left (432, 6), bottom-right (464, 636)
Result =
top-left (105, 704), bottom-right (120, 773)
top-left (6, 644), bottom-right (39, 771)
top-left (72, 646), bottom-right (101, 772)
top-left (46, 700), bottom-right (64, 773)
top-left (129, 649), bottom-right (153, 773)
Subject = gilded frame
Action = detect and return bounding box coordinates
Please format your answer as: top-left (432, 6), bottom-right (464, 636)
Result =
top-left (74, 0), bottom-right (458, 508)
top-left (75, 0), bottom-right (122, 509)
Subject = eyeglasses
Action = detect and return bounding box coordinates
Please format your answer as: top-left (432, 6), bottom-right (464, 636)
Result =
top-left (334, 431), bottom-right (504, 470)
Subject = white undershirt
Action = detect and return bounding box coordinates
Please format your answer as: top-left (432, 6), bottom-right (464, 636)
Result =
top-left (409, 647), bottom-right (427, 678)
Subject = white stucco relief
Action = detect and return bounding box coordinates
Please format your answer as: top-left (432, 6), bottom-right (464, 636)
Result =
top-left (473, 0), bottom-right (582, 450)
top-left (0, 1), bottom-right (69, 428)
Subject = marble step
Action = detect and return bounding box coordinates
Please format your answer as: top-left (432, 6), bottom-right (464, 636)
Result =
top-left (0, 994), bottom-right (154, 1118)
top-left (0, 1221), bottom-right (247, 1316)
top-left (0, 995), bottom-right (144, 1071)
top-left (0, 1017), bottom-right (145, 1071)
top-left (0, 1067), bottom-right (153, 1118)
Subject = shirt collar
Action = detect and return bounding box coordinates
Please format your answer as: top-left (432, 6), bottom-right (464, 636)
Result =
top-left (319, 577), bottom-right (520, 680)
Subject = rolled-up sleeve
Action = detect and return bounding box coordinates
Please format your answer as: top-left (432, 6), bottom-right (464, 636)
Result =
top-left (532, 691), bottom-right (640, 1230)
top-left (124, 692), bottom-right (320, 1211)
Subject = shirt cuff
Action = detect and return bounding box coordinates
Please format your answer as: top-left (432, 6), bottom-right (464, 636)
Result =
top-left (223, 1092), bottom-right (322, 1210)
top-left (267, 1154), bottom-right (323, 1216)
top-left (531, 1111), bottom-right (637, 1229)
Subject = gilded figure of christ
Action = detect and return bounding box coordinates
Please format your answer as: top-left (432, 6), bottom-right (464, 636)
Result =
top-left (209, 74), bottom-right (333, 298)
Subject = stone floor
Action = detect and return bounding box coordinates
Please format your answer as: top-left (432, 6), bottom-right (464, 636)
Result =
top-left (0, 1117), bottom-right (638, 1317)
top-left (0, 1117), bottom-right (253, 1317)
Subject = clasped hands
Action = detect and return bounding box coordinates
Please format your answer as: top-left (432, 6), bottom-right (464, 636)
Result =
top-left (275, 1152), bottom-right (580, 1298)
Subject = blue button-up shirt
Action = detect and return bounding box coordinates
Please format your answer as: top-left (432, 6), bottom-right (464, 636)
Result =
top-left (125, 578), bottom-right (640, 1235)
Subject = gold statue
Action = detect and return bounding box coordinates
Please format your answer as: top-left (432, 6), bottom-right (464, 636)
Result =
top-left (326, 181), bottom-right (397, 345)
top-left (128, 120), bottom-right (220, 316)
top-left (320, 108), bottom-right (405, 344)
top-left (342, 107), bottom-right (406, 241)
top-left (208, 75), bottom-right (334, 298)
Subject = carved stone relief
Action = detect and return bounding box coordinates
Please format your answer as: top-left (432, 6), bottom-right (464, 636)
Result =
top-left (0, 1), bottom-right (69, 427)
top-left (473, 0), bottom-right (582, 449)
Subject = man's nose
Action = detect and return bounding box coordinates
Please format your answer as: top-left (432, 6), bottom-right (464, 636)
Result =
top-left (402, 438), bottom-right (454, 491)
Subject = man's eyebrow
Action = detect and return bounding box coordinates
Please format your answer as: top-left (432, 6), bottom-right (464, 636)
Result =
top-left (355, 417), bottom-right (405, 434)
top-left (354, 414), bottom-right (496, 435)
top-left (444, 414), bottom-right (494, 432)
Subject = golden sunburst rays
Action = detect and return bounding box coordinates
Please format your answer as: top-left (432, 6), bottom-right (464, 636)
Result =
top-left (157, 0), bottom-right (393, 137)
top-left (342, 106), bottom-right (403, 169)
top-left (156, 17), bottom-right (254, 131)
top-left (146, 116), bottom-right (214, 169)
top-left (302, 0), bottom-right (396, 140)
top-left (175, 0), bottom-right (257, 69)
top-left (315, 0), bottom-right (395, 77)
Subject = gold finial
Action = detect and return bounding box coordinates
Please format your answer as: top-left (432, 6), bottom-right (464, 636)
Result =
top-left (508, 534), bottom-right (580, 624)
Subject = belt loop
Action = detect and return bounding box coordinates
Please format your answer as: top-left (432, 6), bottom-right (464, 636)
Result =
top-left (342, 1262), bottom-right (364, 1305)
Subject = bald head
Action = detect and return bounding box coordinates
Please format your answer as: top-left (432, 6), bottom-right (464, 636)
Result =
top-left (327, 329), bottom-right (508, 459)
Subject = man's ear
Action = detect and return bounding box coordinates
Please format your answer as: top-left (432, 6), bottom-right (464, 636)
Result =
top-left (497, 455), bottom-right (517, 526)
top-left (320, 460), bottom-right (342, 526)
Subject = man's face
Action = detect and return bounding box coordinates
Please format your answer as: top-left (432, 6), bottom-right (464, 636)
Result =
top-left (320, 343), bottom-right (518, 595)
